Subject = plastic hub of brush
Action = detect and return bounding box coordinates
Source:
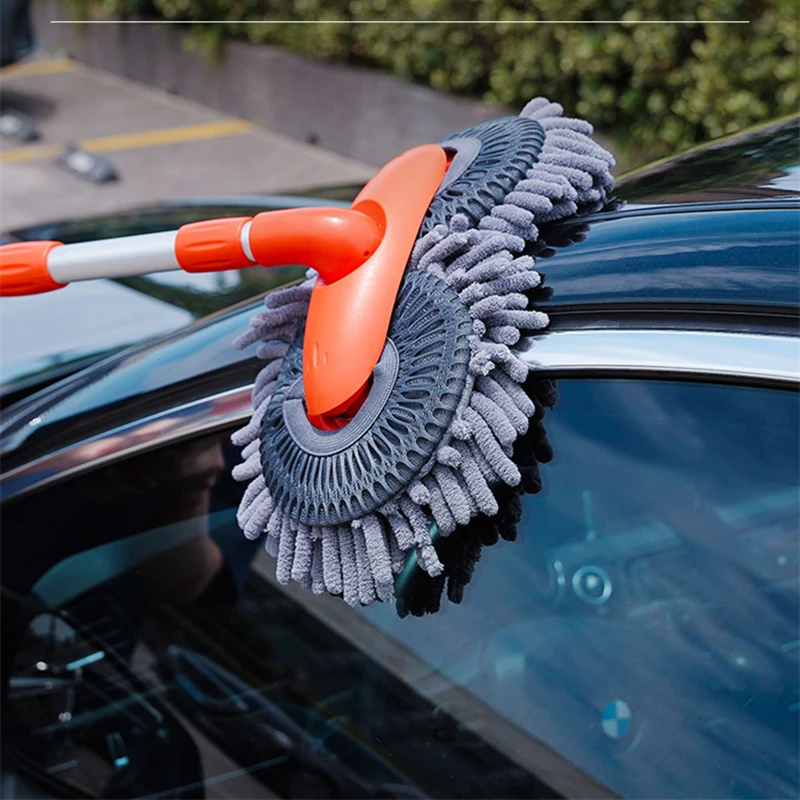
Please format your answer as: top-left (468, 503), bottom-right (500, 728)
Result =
top-left (284, 340), bottom-right (400, 452)
top-left (306, 378), bottom-right (373, 431)
top-left (421, 117), bottom-right (546, 235)
top-left (439, 139), bottom-right (483, 191)
top-left (259, 270), bottom-right (474, 527)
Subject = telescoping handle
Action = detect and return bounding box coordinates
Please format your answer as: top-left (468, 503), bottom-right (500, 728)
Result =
top-left (0, 144), bottom-right (449, 419)
top-left (0, 207), bottom-right (384, 295)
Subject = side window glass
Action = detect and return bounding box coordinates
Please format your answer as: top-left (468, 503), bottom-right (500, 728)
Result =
top-left (2, 380), bottom-right (798, 800)
top-left (360, 380), bottom-right (799, 799)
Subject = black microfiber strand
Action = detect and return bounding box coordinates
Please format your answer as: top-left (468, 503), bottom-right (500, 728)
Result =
top-left (397, 377), bottom-right (556, 618)
top-left (231, 97), bottom-right (615, 606)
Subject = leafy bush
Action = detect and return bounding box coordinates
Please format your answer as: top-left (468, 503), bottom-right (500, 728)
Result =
top-left (74, 0), bottom-right (798, 164)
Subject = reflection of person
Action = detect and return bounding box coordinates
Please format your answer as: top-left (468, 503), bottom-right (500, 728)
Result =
top-left (3, 430), bottom-right (236, 641)
top-left (73, 434), bottom-right (228, 605)
top-left (2, 434), bottom-right (233, 798)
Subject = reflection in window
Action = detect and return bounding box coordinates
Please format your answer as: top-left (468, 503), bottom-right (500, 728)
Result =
top-left (363, 380), bottom-right (799, 799)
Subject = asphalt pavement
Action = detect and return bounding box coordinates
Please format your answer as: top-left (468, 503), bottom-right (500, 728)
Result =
top-left (0, 56), bottom-right (375, 231)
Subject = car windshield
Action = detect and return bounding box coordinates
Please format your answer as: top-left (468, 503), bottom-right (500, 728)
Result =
top-left (2, 378), bottom-right (797, 799)
top-left (615, 116), bottom-right (800, 203)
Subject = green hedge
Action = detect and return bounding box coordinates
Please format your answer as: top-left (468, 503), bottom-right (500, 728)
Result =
top-left (79, 0), bottom-right (797, 165)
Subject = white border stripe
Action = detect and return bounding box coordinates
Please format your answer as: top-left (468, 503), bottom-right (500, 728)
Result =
top-left (51, 20), bottom-right (751, 25)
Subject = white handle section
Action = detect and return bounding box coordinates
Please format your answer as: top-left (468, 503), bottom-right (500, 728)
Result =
top-left (47, 231), bottom-right (179, 283)
top-left (240, 220), bottom-right (256, 263)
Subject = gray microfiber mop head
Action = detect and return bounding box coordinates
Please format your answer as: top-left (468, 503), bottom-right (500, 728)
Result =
top-left (231, 97), bottom-right (615, 606)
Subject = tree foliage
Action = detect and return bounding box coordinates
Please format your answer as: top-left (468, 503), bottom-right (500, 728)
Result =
top-left (78, 0), bottom-right (798, 164)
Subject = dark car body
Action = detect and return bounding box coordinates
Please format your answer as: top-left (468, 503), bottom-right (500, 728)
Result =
top-left (1, 117), bottom-right (798, 800)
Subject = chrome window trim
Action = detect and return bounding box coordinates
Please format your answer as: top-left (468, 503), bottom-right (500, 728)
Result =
top-left (0, 386), bottom-right (254, 504)
top-left (529, 328), bottom-right (800, 384)
top-left (1, 329), bottom-right (797, 504)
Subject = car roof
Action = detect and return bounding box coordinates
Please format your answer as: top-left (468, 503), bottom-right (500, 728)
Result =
top-left (533, 202), bottom-right (798, 313)
top-left (1, 117), bottom-right (798, 498)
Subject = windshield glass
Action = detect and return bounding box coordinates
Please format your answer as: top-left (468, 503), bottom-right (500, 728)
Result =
top-left (616, 116), bottom-right (800, 203)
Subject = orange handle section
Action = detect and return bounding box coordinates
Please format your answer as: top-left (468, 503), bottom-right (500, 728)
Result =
top-left (175, 217), bottom-right (254, 273)
top-left (249, 207), bottom-right (383, 283)
top-left (0, 241), bottom-right (65, 296)
top-left (303, 144), bottom-right (448, 417)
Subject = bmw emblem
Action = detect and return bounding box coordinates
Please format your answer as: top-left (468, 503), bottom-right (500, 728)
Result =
top-left (601, 699), bottom-right (632, 739)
